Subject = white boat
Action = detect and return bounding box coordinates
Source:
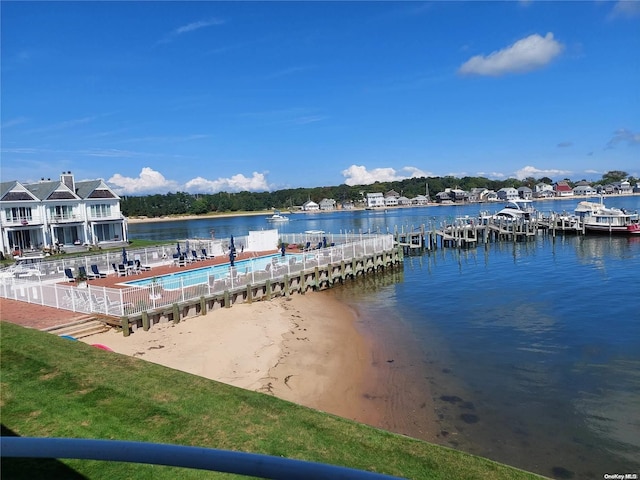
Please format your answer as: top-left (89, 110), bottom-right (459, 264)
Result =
top-left (479, 199), bottom-right (536, 223)
top-left (267, 211), bottom-right (289, 222)
top-left (574, 198), bottom-right (640, 235)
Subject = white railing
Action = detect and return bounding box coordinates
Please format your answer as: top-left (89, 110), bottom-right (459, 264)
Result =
top-left (0, 234), bottom-right (394, 317)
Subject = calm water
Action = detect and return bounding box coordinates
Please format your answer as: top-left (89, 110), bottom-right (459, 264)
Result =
top-left (129, 197), bottom-right (640, 479)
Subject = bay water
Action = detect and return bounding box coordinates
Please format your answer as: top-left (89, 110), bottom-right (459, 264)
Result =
top-left (129, 196), bottom-right (640, 479)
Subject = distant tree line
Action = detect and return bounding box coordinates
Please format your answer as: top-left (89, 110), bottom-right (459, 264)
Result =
top-left (120, 171), bottom-right (634, 218)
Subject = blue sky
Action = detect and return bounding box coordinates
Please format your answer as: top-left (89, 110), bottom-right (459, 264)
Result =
top-left (2, 1), bottom-right (639, 195)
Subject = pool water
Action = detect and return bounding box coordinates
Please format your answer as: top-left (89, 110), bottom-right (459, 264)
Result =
top-left (123, 253), bottom-right (303, 289)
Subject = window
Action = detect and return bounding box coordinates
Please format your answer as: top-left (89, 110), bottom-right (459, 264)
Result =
top-left (90, 204), bottom-right (112, 218)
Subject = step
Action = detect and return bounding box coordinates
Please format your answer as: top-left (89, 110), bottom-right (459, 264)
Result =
top-left (46, 319), bottom-right (110, 338)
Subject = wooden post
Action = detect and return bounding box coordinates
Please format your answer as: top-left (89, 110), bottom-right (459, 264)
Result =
top-left (172, 303), bottom-right (180, 323)
top-left (121, 316), bottom-right (130, 337)
top-left (246, 284), bottom-right (253, 304)
top-left (141, 311), bottom-right (150, 331)
top-left (284, 275), bottom-right (290, 298)
top-left (265, 280), bottom-right (272, 300)
top-left (200, 296), bottom-right (206, 315)
top-left (224, 290), bottom-right (231, 308)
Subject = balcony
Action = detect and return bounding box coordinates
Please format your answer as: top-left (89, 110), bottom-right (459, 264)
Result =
top-left (2, 215), bottom-right (43, 227)
top-left (50, 213), bottom-right (81, 223)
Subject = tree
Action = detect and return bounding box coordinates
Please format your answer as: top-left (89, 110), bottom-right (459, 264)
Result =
top-left (601, 170), bottom-right (628, 183)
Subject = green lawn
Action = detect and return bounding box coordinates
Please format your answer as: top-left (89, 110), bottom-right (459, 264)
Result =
top-left (0, 322), bottom-right (545, 479)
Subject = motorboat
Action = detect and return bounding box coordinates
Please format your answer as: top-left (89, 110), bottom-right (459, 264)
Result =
top-left (479, 199), bottom-right (536, 223)
top-left (267, 211), bottom-right (289, 222)
top-left (574, 198), bottom-right (640, 235)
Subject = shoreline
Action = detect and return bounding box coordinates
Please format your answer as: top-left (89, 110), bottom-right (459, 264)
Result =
top-left (126, 193), bottom-right (640, 225)
top-left (80, 292), bottom-right (440, 441)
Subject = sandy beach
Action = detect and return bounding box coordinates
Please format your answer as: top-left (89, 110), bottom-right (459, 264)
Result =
top-left (81, 291), bottom-right (440, 440)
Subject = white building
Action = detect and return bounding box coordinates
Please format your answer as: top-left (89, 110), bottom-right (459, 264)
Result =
top-left (573, 185), bottom-right (597, 196)
top-left (496, 187), bottom-right (519, 201)
top-left (318, 198), bottom-right (336, 211)
top-left (366, 192), bottom-right (385, 208)
top-left (0, 172), bottom-right (128, 255)
top-left (302, 200), bottom-right (319, 211)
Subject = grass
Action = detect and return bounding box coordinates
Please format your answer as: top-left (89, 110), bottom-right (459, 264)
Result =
top-left (0, 322), bottom-right (546, 479)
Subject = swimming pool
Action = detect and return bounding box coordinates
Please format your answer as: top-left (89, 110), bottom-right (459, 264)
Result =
top-left (123, 253), bottom-right (306, 289)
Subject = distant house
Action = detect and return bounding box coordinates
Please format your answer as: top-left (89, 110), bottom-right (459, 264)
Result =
top-left (485, 190), bottom-right (499, 202)
top-left (534, 183), bottom-right (554, 198)
top-left (318, 198), bottom-right (336, 211)
top-left (340, 200), bottom-right (355, 210)
top-left (435, 191), bottom-right (453, 203)
top-left (444, 188), bottom-right (468, 203)
top-left (397, 196), bottom-right (412, 206)
top-left (554, 181), bottom-right (573, 197)
top-left (366, 192), bottom-right (385, 208)
top-left (614, 180), bottom-right (633, 195)
top-left (384, 195), bottom-right (398, 207)
top-left (468, 188), bottom-right (489, 203)
top-left (497, 187), bottom-right (519, 201)
top-left (634, 182), bottom-right (640, 194)
top-left (517, 186), bottom-right (533, 200)
top-left (385, 190), bottom-right (400, 199)
top-left (412, 194), bottom-right (429, 205)
top-left (573, 184), bottom-right (597, 196)
top-left (302, 200), bottom-right (319, 211)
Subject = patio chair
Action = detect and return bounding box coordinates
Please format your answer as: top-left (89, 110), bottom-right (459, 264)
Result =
top-left (191, 250), bottom-right (204, 262)
top-left (202, 248), bottom-right (214, 259)
top-left (135, 259), bottom-right (151, 272)
top-left (116, 264), bottom-right (127, 277)
top-left (78, 265), bottom-right (91, 280)
top-left (64, 268), bottom-right (75, 282)
top-left (90, 264), bottom-right (107, 278)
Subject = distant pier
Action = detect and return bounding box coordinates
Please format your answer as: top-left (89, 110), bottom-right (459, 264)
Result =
top-left (394, 213), bottom-right (587, 253)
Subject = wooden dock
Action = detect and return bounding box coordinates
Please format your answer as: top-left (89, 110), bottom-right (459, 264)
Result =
top-left (394, 213), bottom-right (586, 253)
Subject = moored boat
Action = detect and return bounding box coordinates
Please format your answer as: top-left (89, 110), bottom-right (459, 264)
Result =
top-left (574, 198), bottom-right (640, 235)
top-left (266, 211), bottom-right (289, 222)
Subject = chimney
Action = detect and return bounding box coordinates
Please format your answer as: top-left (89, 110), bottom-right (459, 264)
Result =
top-left (61, 171), bottom-right (75, 192)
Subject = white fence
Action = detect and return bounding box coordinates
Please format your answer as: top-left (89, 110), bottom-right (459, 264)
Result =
top-left (0, 234), bottom-right (394, 318)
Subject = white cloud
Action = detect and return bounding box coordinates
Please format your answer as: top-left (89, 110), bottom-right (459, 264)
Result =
top-left (514, 165), bottom-right (572, 180)
top-left (476, 171), bottom-right (506, 179)
top-left (184, 172), bottom-right (270, 193)
top-left (108, 167), bottom-right (180, 195)
top-left (175, 18), bottom-right (225, 35)
top-left (341, 165), bottom-right (429, 186)
top-left (458, 33), bottom-right (563, 76)
top-left (159, 18), bottom-right (225, 44)
top-left (606, 128), bottom-right (640, 148)
top-left (609, 1), bottom-right (640, 19)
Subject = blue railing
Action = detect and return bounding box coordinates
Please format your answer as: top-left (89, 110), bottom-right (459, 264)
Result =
top-left (0, 437), bottom-right (405, 480)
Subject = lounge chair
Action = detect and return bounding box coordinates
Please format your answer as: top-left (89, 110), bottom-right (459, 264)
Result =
top-left (90, 264), bottom-right (107, 278)
top-left (78, 266), bottom-right (90, 280)
top-left (64, 268), bottom-right (75, 282)
top-left (135, 259), bottom-right (151, 272)
top-left (201, 248), bottom-right (214, 259)
top-left (191, 250), bottom-right (204, 262)
top-left (116, 264), bottom-right (127, 277)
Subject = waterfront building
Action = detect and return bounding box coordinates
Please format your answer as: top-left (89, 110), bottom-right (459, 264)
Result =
top-left (554, 181), bottom-right (574, 197)
top-left (366, 192), bottom-right (385, 208)
top-left (0, 172), bottom-right (127, 256)
top-left (319, 198), bottom-right (336, 211)
top-left (497, 187), bottom-right (519, 201)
